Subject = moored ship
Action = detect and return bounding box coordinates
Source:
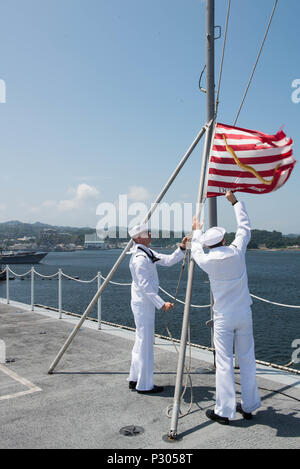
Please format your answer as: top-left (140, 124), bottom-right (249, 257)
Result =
top-left (0, 251), bottom-right (48, 264)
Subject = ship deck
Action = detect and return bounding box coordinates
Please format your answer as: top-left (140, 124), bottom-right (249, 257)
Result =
top-left (0, 299), bottom-right (299, 450)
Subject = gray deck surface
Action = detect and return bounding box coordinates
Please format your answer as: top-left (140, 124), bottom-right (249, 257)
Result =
top-left (0, 301), bottom-right (299, 450)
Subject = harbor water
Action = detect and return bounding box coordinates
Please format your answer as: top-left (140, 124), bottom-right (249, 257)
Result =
top-left (0, 249), bottom-right (299, 370)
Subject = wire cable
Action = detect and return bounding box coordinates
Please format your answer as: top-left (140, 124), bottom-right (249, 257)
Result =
top-left (215, 0), bottom-right (231, 116)
top-left (233, 0), bottom-right (279, 125)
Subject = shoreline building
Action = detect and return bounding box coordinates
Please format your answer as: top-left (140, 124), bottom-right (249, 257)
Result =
top-left (84, 233), bottom-right (107, 250)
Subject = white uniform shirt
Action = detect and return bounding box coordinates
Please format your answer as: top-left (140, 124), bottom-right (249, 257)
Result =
top-left (129, 244), bottom-right (185, 310)
top-left (191, 201), bottom-right (252, 315)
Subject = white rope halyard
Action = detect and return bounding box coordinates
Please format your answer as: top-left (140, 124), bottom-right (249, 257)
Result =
top-left (7, 267), bottom-right (32, 277)
top-left (33, 269), bottom-right (58, 279)
top-left (250, 294), bottom-right (300, 309)
top-left (158, 286), bottom-right (211, 308)
top-left (100, 274), bottom-right (131, 287)
top-left (61, 272), bottom-right (98, 283)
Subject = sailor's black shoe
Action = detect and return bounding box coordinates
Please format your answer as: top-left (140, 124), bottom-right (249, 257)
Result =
top-left (137, 385), bottom-right (164, 394)
top-left (236, 403), bottom-right (253, 420)
top-left (128, 381), bottom-right (137, 390)
top-left (206, 409), bottom-right (229, 425)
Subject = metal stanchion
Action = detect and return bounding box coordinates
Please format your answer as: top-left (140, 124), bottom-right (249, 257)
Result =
top-left (97, 272), bottom-right (102, 330)
top-left (6, 265), bottom-right (9, 304)
top-left (58, 269), bottom-right (62, 319)
top-left (31, 267), bottom-right (34, 312)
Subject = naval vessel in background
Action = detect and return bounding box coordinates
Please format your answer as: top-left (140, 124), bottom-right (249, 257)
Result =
top-left (0, 251), bottom-right (48, 264)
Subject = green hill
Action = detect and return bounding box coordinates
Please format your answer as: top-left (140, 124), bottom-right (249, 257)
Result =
top-left (0, 220), bottom-right (299, 249)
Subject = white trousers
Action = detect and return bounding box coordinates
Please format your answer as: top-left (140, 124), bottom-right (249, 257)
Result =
top-left (128, 301), bottom-right (155, 391)
top-left (213, 310), bottom-right (261, 419)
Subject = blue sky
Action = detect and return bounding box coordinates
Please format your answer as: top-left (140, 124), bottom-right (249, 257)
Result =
top-left (0, 0), bottom-right (299, 233)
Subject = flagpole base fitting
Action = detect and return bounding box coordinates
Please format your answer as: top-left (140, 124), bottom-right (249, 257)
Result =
top-left (119, 425), bottom-right (144, 437)
top-left (162, 432), bottom-right (183, 443)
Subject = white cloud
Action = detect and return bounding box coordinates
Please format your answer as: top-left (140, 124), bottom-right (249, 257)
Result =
top-left (127, 185), bottom-right (151, 202)
top-left (21, 183), bottom-right (99, 221)
top-left (58, 184), bottom-right (99, 211)
top-left (0, 203), bottom-right (6, 211)
top-left (41, 200), bottom-right (57, 208)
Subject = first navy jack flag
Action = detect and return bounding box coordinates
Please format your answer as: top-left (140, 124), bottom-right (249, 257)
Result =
top-left (207, 122), bottom-right (296, 197)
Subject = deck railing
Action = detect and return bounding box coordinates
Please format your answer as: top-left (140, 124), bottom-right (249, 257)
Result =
top-left (1, 264), bottom-right (299, 374)
top-left (1, 264), bottom-right (299, 324)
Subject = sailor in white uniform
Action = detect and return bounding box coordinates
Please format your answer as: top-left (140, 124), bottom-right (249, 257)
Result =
top-left (191, 191), bottom-right (261, 424)
top-left (128, 223), bottom-right (188, 394)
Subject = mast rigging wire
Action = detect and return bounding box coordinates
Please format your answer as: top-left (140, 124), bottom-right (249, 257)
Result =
top-left (215, 0), bottom-right (231, 116)
top-left (233, 0), bottom-right (279, 125)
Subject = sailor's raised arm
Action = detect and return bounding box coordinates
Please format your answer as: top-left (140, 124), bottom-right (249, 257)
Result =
top-left (226, 191), bottom-right (251, 253)
top-left (155, 236), bottom-right (188, 267)
top-left (191, 217), bottom-right (207, 269)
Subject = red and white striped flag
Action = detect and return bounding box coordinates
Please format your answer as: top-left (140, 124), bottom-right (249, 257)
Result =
top-left (207, 122), bottom-right (296, 197)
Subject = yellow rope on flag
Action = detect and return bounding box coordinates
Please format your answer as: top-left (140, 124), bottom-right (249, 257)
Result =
top-left (222, 134), bottom-right (281, 185)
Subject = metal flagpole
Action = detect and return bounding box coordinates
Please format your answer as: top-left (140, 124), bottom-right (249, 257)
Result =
top-left (168, 124), bottom-right (213, 440)
top-left (206, 0), bottom-right (217, 355)
top-left (48, 121), bottom-right (211, 374)
top-left (167, 0), bottom-right (216, 440)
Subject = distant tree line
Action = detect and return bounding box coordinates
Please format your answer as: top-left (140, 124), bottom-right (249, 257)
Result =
top-left (225, 230), bottom-right (300, 249)
top-left (105, 228), bottom-right (300, 249)
top-left (0, 221), bottom-right (299, 250)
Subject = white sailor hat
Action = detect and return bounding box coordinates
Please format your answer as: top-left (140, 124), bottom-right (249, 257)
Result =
top-left (202, 226), bottom-right (226, 247)
top-left (129, 223), bottom-right (149, 239)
